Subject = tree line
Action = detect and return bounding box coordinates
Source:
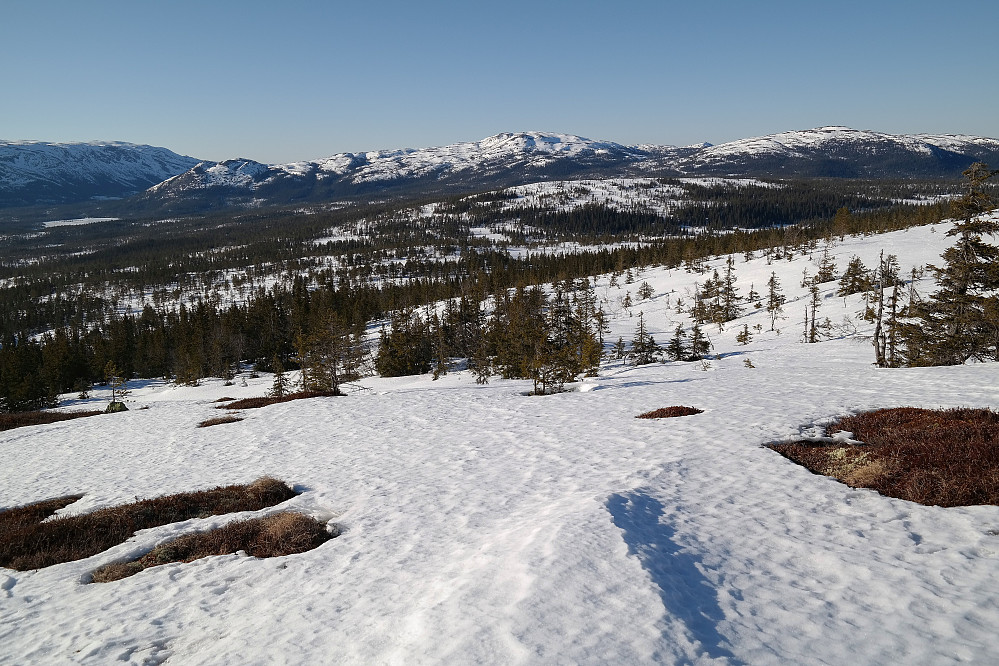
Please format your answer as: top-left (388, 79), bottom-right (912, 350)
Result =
top-left (3, 177), bottom-right (986, 412)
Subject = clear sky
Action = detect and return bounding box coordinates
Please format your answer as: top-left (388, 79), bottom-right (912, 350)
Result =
top-left (3, 0), bottom-right (996, 164)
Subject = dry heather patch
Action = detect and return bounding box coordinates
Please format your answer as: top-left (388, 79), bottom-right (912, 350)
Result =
top-left (637, 406), bottom-right (704, 419)
top-left (0, 477), bottom-right (296, 571)
top-left (0, 410), bottom-right (104, 432)
top-left (92, 512), bottom-right (334, 582)
top-left (769, 407), bottom-right (999, 507)
top-left (0, 495), bottom-right (84, 534)
top-left (222, 391), bottom-right (342, 410)
top-left (198, 415), bottom-right (244, 428)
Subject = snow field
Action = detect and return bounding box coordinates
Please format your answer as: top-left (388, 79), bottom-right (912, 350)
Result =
top-left (2, 222), bottom-right (999, 664)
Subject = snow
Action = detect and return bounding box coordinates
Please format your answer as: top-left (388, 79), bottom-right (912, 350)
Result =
top-left (688, 126), bottom-right (999, 168)
top-left (141, 128), bottom-right (999, 201)
top-left (0, 140), bottom-right (199, 190)
top-left (3, 222), bottom-right (999, 664)
top-left (42, 217), bottom-right (119, 228)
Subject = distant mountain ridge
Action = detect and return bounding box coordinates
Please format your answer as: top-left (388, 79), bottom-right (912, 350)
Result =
top-left (139, 127), bottom-right (999, 213)
top-left (0, 140), bottom-right (200, 208)
top-left (3, 128), bottom-right (998, 214)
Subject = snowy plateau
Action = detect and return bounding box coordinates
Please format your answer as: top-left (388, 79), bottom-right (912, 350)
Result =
top-left (3, 221), bottom-right (999, 665)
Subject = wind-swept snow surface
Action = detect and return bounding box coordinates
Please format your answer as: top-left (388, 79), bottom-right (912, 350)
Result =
top-left (3, 224), bottom-right (999, 664)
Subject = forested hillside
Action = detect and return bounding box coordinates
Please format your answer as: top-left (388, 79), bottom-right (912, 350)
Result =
top-left (1, 171), bottom-right (993, 412)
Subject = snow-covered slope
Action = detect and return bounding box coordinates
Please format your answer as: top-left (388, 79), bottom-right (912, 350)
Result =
top-left (0, 141), bottom-right (200, 207)
top-left (4, 222), bottom-right (999, 664)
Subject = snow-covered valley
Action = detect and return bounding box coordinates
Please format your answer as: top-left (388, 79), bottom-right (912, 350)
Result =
top-left (3, 223), bottom-right (999, 664)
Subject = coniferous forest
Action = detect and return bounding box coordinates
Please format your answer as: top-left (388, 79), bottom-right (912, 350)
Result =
top-left (1, 173), bottom-right (995, 412)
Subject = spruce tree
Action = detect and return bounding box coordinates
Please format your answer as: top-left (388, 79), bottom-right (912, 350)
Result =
top-left (688, 323), bottom-right (711, 360)
top-left (269, 356), bottom-right (289, 398)
top-left (837, 256), bottom-right (871, 297)
top-left (903, 163), bottom-right (999, 365)
top-left (766, 272), bottom-right (786, 331)
top-left (630, 311), bottom-right (661, 365)
top-left (719, 257), bottom-right (743, 322)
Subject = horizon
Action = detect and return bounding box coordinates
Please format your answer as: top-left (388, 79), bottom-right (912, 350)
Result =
top-left (4, 1), bottom-right (997, 164)
top-left (5, 125), bottom-right (999, 166)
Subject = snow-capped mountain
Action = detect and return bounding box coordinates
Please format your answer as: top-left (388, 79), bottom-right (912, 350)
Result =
top-left (0, 141), bottom-right (200, 208)
top-left (4, 128), bottom-right (998, 215)
top-left (140, 127), bottom-right (999, 213)
top-left (681, 126), bottom-right (999, 177)
top-left (140, 132), bottom-right (652, 212)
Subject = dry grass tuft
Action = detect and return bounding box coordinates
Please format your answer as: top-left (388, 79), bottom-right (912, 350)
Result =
top-left (197, 415), bottom-right (244, 428)
top-left (0, 410), bottom-right (104, 432)
top-left (0, 495), bottom-right (84, 534)
top-left (92, 512), bottom-right (334, 582)
top-left (636, 406), bottom-right (704, 419)
top-left (769, 407), bottom-right (999, 507)
top-left (0, 478), bottom-right (296, 571)
top-left (222, 391), bottom-right (342, 410)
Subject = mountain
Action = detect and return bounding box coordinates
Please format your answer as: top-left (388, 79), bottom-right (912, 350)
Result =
top-left (137, 132), bottom-right (653, 213)
top-left (0, 140), bottom-right (200, 208)
top-left (4, 128), bottom-right (998, 215)
top-left (677, 126), bottom-right (999, 177)
top-left (139, 128), bottom-right (999, 214)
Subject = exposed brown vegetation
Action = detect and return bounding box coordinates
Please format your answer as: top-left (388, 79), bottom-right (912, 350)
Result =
top-left (92, 512), bottom-right (334, 582)
top-left (221, 391), bottom-right (342, 411)
top-left (198, 415), bottom-right (244, 428)
top-left (0, 495), bottom-right (83, 534)
top-left (213, 397), bottom-right (237, 403)
top-left (0, 410), bottom-right (104, 432)
top-left (637, 406), bottom-right (704, 419)
top-left (0, 477), bottom-right (296, 571)
top-left (769, 407), bottom-right (999, 507)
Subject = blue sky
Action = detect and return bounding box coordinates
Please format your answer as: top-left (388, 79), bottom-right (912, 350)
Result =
top-left (4, 0), bottom-right (996, 164)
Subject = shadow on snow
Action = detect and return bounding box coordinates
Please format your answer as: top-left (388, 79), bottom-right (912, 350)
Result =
top-left (607, 491), bottom-right (739, 663)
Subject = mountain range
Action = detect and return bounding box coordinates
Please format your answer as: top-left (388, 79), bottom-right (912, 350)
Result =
top-left (3, 127), bottom-right (998, 215)
top-left (0, 140), bottom-right (199, 208)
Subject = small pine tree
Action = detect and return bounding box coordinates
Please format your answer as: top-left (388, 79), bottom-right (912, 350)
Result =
top-left (766, 272), bottom-right (786, 331)
top-left (103, 361), bottom-right (129, 412)
top-left (837, 256), bottom-right (871, 297)
top-left (630, 312), bottom-right (661, 365)
top-left (806, 285), bottom-right (821, 343)
top-left (815, 244), bottom-right (837, 283)
top-left (269, 356), bottom-right (289, 398)
top-left (736, 324), bottom-right (752, 345)
top-left (718, 257), bottom-right (743, 322)
top-left (688, 323), bottom-right (711, 361)
top-left (611, 336), bottom-right (627, 360)
top-left (637, 281), bottom-right (655, 300)
top-left (666, 325), bottom-right (687, 362)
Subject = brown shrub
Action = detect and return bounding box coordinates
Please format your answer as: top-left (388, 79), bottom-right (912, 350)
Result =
top-left (92, 512), bottom-right (334, 582)
top-left (213, 397), bottom-right (237, 403)
top-left (769, 407), bottom-right (999, 507)
top-left (0, 495), bottom-right (83, 534)
top-left (0, 410), bottom-right (103, 432)
top-left (222, 391), bottom-right (342, 410)
top-left (637, 406), bottom-right (704, 419)
top-left (197, 415), bottom-right (244, 428)
top-left (0, 477), bottom-right (296, 571)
